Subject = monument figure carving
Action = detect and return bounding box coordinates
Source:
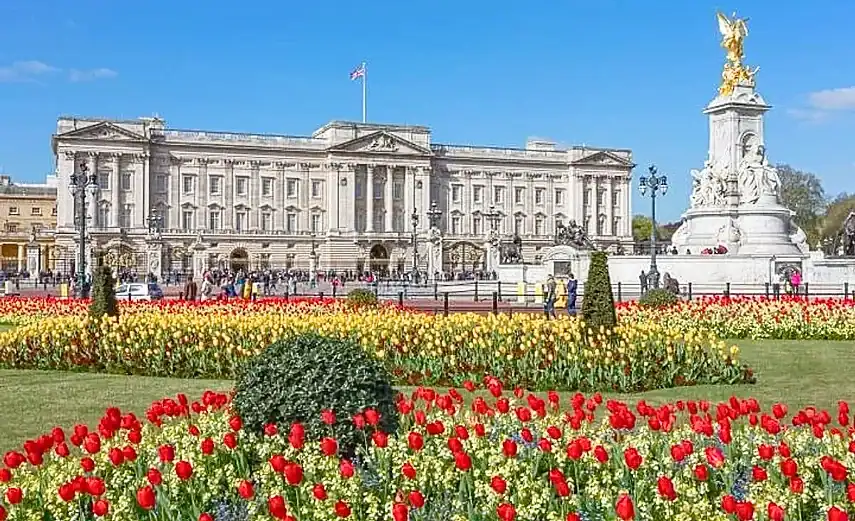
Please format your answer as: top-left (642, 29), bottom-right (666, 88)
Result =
top-left (554, 220), bottom-right (596, 249)
top-left (499, 234), bottom-right (524, 264)
top-left (738, 143), bottom-right (780, 204)
top-left (842, 211), bottom-right (855, 256)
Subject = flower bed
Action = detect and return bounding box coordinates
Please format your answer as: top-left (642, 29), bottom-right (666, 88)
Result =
top-left (1, 384), bottom-right (854, 520)
top-left (618, 296), bottom-right (855, 340)
top-left (0, 304), bottom-right (749, 392)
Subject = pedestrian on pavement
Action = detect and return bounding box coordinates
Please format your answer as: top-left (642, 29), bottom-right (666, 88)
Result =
top-left (566, 273), bottom-right (578, 316)
top-left (544, 275), bottom-right (557, 319)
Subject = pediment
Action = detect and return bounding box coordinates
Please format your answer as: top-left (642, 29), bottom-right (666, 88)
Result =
top-left (572, 150), bottom-right (633, 168)
top-left (328, 131), bottom-right (431, 156)
top-left (59, 122), bottom-right (146, 141)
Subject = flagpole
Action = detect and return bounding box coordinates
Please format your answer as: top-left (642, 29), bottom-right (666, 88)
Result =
top-left (361, 62), bottom-right (367, 123)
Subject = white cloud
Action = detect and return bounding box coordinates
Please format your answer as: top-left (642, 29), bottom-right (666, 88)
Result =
top-left (789, 86), bottom-right (855, 123)
top-left (68, 68), bottom-right (118, 82)
top-left (0, 60), bottom-right (59, 82)
top-left (808, 86), bottom-right (855, 111)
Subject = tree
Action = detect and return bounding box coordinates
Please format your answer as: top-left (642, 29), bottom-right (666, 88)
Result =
top-left (820, 193), bottom-right (855, 242)
top-left (775, 164), bottom-right (827, 247)
top-left (89, 266), bottom-right (118, 319)
top-left (581, 251), bottom-right (616, 331)
top-left (632, 215), bottom-right (653, 242)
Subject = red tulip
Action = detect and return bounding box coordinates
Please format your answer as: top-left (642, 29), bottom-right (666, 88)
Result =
top-left (339, 459), bottom-right (355, 478)
top-left (199, 514), bottom-right (213, 521)
top-left (491, 475), bottom-right (507, 494)
top-left (147, 468), bottom-right (162, 486)
top-left (615, 494), bottom-right (634, 520)
top-left (402, 462), bottom-right (417, 480)
top-left (268, 495), bottom-right (288, 520)
top-left (320, 437), bottom-right (338, 456)
top-left (285, 462), bottom-right (304, 485)
top-left (92, 499), bottom-right (109, 517)
top-left (407, 432), bottom-right (424, 451)
top-left (223, 432), bottom-right (238, 449)
top-left (657, 476), bottom-right (676, 501)
top-left (4, 488), bottom-right (21, 505)
top-left (175, 460), bottom-right (193, 480)
top-left (238, 480), bottom-right (254, 499)
top-left (392, 503), bottom-right (409, 521)
top-left (312, 483), bottom-right (327, 500)
top-left (623, 447), bottom-right (642, 470)
top-left (497, 503), bottom-right (516, 521)
top-left (334, 500), bottom-right (351, 518)
top-left (321, 409), bottom-right (336, 426)
top-left (408, 490), bottom-right (425, 508)
top-left (767, 502), bottom-right (784, 521)
top-left (828, 507), bottom-right (850, 521)
top-left (454, 451), bottom-right (472, 471)
top-left (136, 486), bottom-right (156, 510)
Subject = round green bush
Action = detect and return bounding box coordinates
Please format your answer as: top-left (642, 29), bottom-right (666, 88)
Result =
top-left (346, 288), bottom-right (378, 307)
top-left (638, 288), bottom-right (679, 308)
top-left (232, 333), bottom-right (398, 454)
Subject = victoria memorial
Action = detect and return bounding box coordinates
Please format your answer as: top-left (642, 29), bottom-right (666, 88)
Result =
top-left (52, 117), bottom-right (633, 276)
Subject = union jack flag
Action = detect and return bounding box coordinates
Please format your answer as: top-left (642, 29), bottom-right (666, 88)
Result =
top-left (350, 63), bottom-right (365, 80)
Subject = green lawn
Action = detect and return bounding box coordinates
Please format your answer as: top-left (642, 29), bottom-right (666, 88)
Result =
top-left (0, 339), bottom-right (851, 453)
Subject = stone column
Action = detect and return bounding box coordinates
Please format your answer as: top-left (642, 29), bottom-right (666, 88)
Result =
top-left (605, 177), bottom-right (614, 236)
top-left (547, 174), bottom-right (555, 237)
top-left (274, 162), bottom-right (286, 230)
top-left (250, 161), bottom-right (260, 230)
top-left (344, 164), bottom-right (356, 233)
top-left (197, 159), bottom-right (208, 230)
top-left (404, 167), bottom-right (414, 228)
top-left (420, 167), bottom-right (432, 233)
top-left (223, 160), bottom-right (234, 229)
top-left (27, 241), bottom-right (39, 276)
top-left (463, 171), bottom-right (472, 235)
top-left (139, 152), bottom-right (149, 229)
top-left (112, 154), bottom-right (121, 228)
top-left (302, 163), bottom-right (311, 231)
top-left (366, 165), bottom-right (375, 233)
top-left (86, 153), bottom-right (99, 230)
top-left (384, 165), bottom-right (394, 232)
top-left (623, 177), bottom-right (632, 236)
top-left (169, 158), bottom-right (180, 232)
top-left (327, 163), bottom-right (340, 233)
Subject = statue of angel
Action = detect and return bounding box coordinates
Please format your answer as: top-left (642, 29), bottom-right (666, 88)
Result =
top-left (717, 12), bottom-right (749, 65)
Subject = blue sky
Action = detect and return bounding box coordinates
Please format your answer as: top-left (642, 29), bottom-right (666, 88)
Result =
top-left (0, 1), bottom-right (853, 222)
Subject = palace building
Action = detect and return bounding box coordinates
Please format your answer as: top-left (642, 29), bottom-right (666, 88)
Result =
top-left (52, 117), bottom-right (633, 275)
top-left (0, 175), bottom-right (58, 274)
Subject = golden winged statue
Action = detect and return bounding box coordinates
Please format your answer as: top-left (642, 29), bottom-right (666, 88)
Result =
top-left (716, 12), bottom-right (758, 96)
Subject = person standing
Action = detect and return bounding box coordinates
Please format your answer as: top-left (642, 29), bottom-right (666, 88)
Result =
top-left (544, 275), bottom-right (557, 319)
top-left (183, 278), bottom-right (198, 301)
top-left (639, 270), bottom-right (648, 295)
top-left (790, 270), bottom-right (802, 296)
top-left (566, 273), bottom-right (578, 316)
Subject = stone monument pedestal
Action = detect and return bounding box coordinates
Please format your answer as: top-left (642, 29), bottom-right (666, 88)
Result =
top-left (26, 242), bottom-right (40, 276)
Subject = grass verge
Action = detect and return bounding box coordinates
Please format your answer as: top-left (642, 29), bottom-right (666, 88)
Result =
top-left (0, 339), bottom-right (852, 452)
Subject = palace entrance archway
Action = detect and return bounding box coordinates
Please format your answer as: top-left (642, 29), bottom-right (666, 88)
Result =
top-left (230, 248), bottom-right (249, 272)
top-left (368, 244), bottom-right (389, 275)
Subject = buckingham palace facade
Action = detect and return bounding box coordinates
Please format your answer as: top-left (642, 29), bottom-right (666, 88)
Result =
top-left (52, 116), bottom-right (633, 275)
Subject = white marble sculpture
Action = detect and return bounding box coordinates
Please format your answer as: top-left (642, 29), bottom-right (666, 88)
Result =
top-left (426, 227), bottom-right (443, 279)
top-left (738, 143), bottom-right (780, 205)
top-left (689, 160), bottom-right (728, 207)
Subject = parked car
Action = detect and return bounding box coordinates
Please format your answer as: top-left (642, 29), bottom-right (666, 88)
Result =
top-left (115, 282), bottom-right (164, 301)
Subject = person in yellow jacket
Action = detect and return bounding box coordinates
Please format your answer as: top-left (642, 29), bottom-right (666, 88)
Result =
top-left (555, 277), bottom-right (567, 310)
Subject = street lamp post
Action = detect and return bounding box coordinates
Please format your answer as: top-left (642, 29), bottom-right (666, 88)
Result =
top-left (146, 210), bottom-right (163, 237)
top-left (638, 164), bottom-right (668, 290)
top-left (68, 162), bottom-right (98, 298)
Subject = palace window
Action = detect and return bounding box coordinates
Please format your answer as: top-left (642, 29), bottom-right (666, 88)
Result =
top-left (613, 189), bottom-right (621, 207)
top-left (209, 210), bottom-right (221, 230)
top-left (583, 189), bottom-right (591, 206)
top-left (98, 175), bottom-right (110, 190)
top-left (121, 172), bottom-right (132, 191)
top-left (535, 217), bottom-right (544, 236)
top-left (493, 186), bottom-right (504, 204)
top-left (373, 182), bottom-right (382, 200)
top-left (311, 214), bottom-right (321, 232)
top-left (535, 188), bottom-right (545, 205)
top-left (394, 210), bottom-right (404, 232)
top-left (355, 180), bottom-right (363, 198)
top-left (31, 207), bottom-right (42, 216)
top-left (7, 207), bottom-right (18, 216)
top-left (120, 205), bottom-right (132, 229)
top-left (472, 216), bottom-right (482, 236)
top-left (311, 180), bottom-right (322, 198)
top-left (261, 178), bottom-right (273, 197)
top-left (597, 189), bottom-right (605, 206)
top-left (514, 187), bottom-right (524, 205)
top-left (473, 186), bottom-right (483, 204)
top-left (182, 176), bottom-right (194, 194)
top-left (597, 215), bottom-right (606, 236)
top-left (155, 175), bottom-right (167, 193)
top-left (261, 212), bottom-right (272, 231)
top-left (98, 206), bottom-right (110, 228)
top-left (182, 210), bottom-right (194, 230)
top-left (235, 211), bottom-right (248, 232)
top-left (236, 177), bottom-right (249, 197)
top-left (393, 182), bottom-right (403, 200)
top-left (613, 216), bottom-right (620, 236)
top-left (286, 213), bottom-right (297, 233)
top-left (451, 184), bottom-right (462, 203)
top-left (286, 179), bottom-right (298, 198)
top-left (555, 189), bottom-right (564, 206)
top-left (451, 216), bottom-right (461, 235)
top-left (514, 216), bottom-right (524, 236)
top-left (209, 176), bottom-right (222, 196)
